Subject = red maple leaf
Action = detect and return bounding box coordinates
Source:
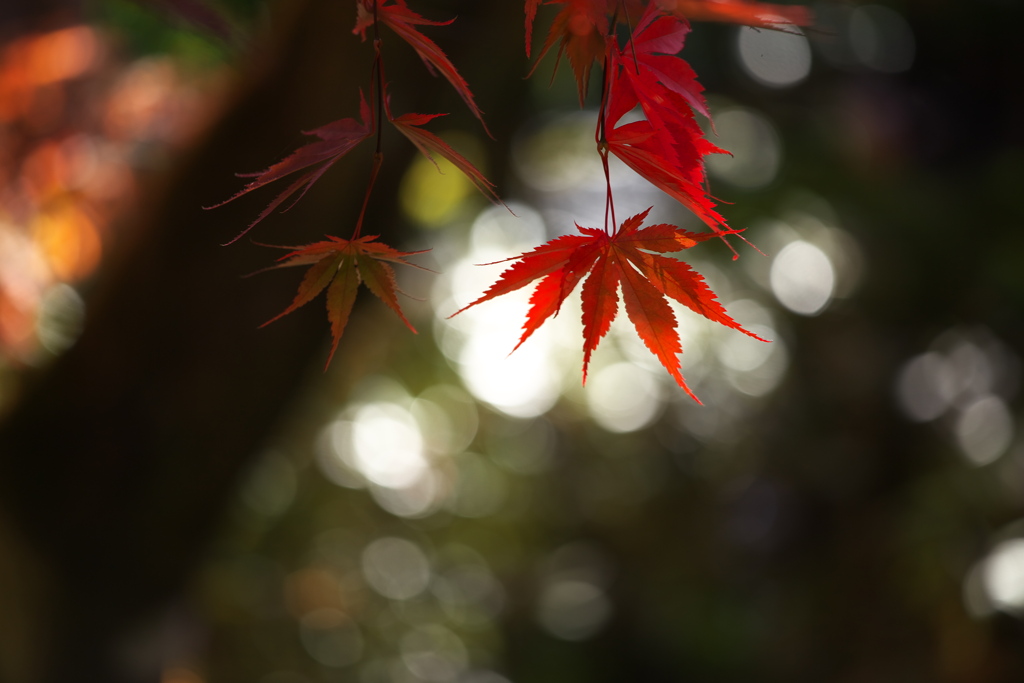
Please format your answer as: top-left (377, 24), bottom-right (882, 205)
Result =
top-left (354, 0), bottom-right (488, 133)
top-left (616, 2), bottom-right (710, 119)
top-left (260, 235), bottom-right (426, 368)
top-left (453, 208), bottom-right (765, 402)
top-left (210, 92), bottom-right (373, 244)
top-left (604, 50), bottom-right (731, 239)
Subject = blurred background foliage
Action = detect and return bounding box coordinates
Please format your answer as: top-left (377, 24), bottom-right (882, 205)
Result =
top-left (1, 0), bottom-right (1024, 682)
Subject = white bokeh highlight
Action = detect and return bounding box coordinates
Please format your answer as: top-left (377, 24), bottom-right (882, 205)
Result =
top-left (956, 395), bottom-right (1014, 467)
top-left (982, 539), bottom-right (1024, 615)
top-left (585, 362), bottom-right (663, 433)
top-left (737, 24), bottom-right (812, 88)
top-left (849, 5), bottom-right (915, 73)
top-left (769, 240), bottom-right (835, 315)
top-left (361, 537), bottom-right (432, 601)
top-left (706, 107), bottom-right (781, 189)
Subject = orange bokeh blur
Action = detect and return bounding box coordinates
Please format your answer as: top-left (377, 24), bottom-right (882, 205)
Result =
top-left (0, 22), bottom-right (216, 361)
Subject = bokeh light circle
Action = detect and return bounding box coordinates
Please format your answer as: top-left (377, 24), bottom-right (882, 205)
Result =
top-left (769, 240), bottom-right (835, 315)
top-left (736, 24), bottom-right (812, 88)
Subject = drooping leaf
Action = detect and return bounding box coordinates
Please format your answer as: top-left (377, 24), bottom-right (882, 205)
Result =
top-left (528, 2), bottom-right (733, 241)
top-left (604, 33), bottom-right (733, 241)
top-left (389, 109), bottom-right (503, 206)
top-left (210, 92), bottom-right (373, 244)
top-left (260, 235), bottom-right (426, 368)
top-left (605, 106), bottom-right (729, 238)
top-left (354, 0), bottom-right (488, 133)
top-left (453, 209), bottom-right (766, 402)
top-left (616, 2), bottom-right (710, 119)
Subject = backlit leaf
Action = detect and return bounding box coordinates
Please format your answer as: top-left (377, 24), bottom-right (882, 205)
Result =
top-left (454, 209), bottom-right (765, 401)
top-left (389, 109), bottom-right (503, 206)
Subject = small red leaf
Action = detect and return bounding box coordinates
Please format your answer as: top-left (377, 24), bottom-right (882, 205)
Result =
top-left (617, 3), bottom-right (710, 118)
top-left (389, 110), bottom-right (503, 206)
top-left (209, 93), bottom-right (373, 244)
top-left (355, 0), bottom-right (489, 133)
top-left (605, 51), bottom-right (734, 244)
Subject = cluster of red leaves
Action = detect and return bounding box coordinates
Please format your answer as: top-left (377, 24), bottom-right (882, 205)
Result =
top-left (604, 4), bottom-right (733, 236)
top-left (215, 0), bottom-right (502, 363)
top-left (528, 0), bottom-right (807, 238)
top-left (524, 0), bottom-right (808, 99)
top-left (454, 0), bottom-right (810, 398)
top-left (214, 0), bottom-right (811, 402)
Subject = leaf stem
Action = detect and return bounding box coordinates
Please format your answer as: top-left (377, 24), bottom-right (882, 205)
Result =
top-left (355, 2), bottom-right (386, 240)
top-left (353, 152), bottom-right (383, 239)
top-left (596, 52), bottom-right (615, 234)
top-left (372, 1), bottom-right (384, 156)
top-left (619, 0), bottom-right (640, 76)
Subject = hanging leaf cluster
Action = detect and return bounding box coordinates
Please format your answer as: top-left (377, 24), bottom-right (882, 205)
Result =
top-left (212, 0), bottom-right (811, 402)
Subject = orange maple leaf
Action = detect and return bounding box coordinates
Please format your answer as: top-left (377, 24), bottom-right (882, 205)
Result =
top-left (261, 235), bottom-right (426, 368)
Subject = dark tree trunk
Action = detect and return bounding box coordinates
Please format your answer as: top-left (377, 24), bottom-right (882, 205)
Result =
top-left (0, 0), bottom-right (526, 680)
top-left (0, 1), bottom-right (368, 680)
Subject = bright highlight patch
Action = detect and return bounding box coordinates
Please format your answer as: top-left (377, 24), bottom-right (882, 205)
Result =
top-left (983, 539), bottom-right (1024, 615)
top-left (401, 153), bottom-right (472, 226)
top-left (770, 240), bottom-right (835, 316)
top-left (736, 24), bottom-right (812, 88)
